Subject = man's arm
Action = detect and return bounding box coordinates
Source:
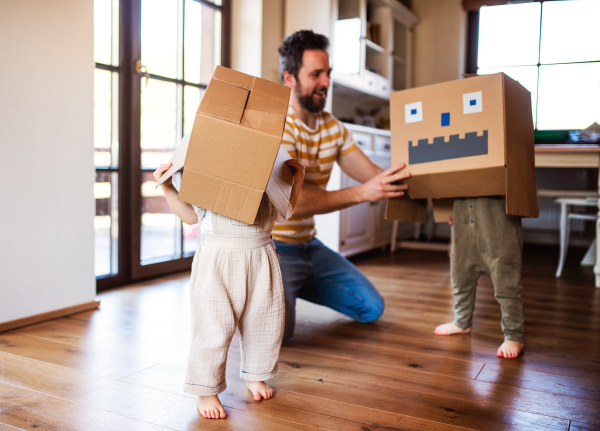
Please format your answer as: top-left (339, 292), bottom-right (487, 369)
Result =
top-left (292, 151), bottom-right (410, 217)
top-left (337, 148), bottom-right (382, 183)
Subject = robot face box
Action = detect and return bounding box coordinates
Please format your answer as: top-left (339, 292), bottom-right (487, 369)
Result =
top-left (387, 73), bottom-right (538, 219)
top-left (392, 73), bottom-right (507, 178)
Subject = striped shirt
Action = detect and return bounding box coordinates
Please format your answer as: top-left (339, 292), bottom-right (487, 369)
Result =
top-left (272, 105), bottom-right (359, 243)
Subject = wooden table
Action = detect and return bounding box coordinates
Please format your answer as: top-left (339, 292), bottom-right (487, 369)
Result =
top-left (535, 144), bottom-right (600, 287)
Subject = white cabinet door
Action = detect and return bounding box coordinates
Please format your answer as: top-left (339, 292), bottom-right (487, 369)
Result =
top-left (371, 155), bottom-right (393, 246)
top-left (372, 199), bottom-right (394, 246)
top-left (339, 173), bottom-right (372, 254)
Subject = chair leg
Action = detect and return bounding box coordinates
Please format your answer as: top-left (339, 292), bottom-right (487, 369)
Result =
top-left (425, 206), bottom-right (435, 241)
top-left (390, 220), bottom-right (399, 253)
top-left (413, 222), bottom-right (421, 240)
top-left (556, 203), bottom-right (571, 278)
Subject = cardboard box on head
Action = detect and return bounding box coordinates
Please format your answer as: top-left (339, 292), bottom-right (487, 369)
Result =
top-left (385, 72), bottom-right (539, 223)
top-left (156, 66), bottom-right (294, 225)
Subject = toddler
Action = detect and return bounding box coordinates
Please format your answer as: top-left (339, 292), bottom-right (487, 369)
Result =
top-left (435, 196), bottom-right (525, 359)
top-left (154, 158), bottom-right (304, 419)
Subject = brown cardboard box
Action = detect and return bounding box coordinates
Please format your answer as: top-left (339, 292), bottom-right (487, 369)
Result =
top-left (385, 73), bottom-right (539, 223)
top-left (156, 66), bottom-right (293, 224)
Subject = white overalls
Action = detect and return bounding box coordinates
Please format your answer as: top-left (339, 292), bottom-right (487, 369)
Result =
top-left (184, 193), bottom-right (285, 396)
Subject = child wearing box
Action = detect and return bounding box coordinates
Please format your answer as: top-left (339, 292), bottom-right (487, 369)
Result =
top-left (154, 158), bottom-right (304, 419)
top-left (435, 196), bottom-right (525, 359)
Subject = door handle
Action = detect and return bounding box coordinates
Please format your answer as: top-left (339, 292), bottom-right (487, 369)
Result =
top-left (135, 60), bottom-right (149, 87)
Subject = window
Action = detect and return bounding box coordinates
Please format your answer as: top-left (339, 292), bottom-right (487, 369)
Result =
top-left (474, 0), bottom-right (600, 131)
top-left (94, 0), bottom-right (229, 288)
top-left (94, 0), bottom-right (120, 277)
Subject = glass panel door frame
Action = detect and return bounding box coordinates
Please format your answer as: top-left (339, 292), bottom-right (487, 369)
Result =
top-left (97, 0), bottom-right (231, 289)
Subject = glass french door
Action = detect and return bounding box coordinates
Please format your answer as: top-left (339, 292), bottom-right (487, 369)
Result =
top-left (94, 0), bottom-right (229, 288)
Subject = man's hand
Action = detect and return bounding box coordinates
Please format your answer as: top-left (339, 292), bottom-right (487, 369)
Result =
top-left (285, 158), bottom-right (305, 183)
top-left (358, 163), bottom-right (410, 203)
top-left (286, 159), bottom-right (305, 211)
top-left (154, 163), bottom-right (173, 187)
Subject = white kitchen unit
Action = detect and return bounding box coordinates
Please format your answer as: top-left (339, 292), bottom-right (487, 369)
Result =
top-left (315, 124), bottom-right (394, 257)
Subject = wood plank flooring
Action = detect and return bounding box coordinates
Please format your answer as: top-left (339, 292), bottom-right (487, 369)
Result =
top-left (1, 245), bottom-right (599, 430)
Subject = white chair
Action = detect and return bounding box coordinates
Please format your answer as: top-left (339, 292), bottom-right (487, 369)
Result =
top-left (555, 197), bottom-right (598, 278)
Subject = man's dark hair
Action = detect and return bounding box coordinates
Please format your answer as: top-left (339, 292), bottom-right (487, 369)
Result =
top-left (278, 30), bottom-right (329, 80)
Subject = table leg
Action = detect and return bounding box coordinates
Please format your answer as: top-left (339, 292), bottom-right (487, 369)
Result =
top-left (595, 175), bottom-right (600, 287)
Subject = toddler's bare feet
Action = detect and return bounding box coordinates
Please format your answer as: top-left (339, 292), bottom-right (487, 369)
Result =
top-left (497, 340), bottom-right (524, 359)
top-left (246, 380), bottom-right (274, 401)
top-left (434, 322), bottom-right (472, 335)
top-left (197, 395), bottom-right (226, 419)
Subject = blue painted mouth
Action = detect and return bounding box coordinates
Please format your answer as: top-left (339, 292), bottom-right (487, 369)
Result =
top-left (408, 130), bottom-right (488, 164)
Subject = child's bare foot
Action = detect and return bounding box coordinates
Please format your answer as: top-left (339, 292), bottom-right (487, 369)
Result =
top-left (434, 322), bottom-right (472, 335)
top-left (197, 395), bottom-right (226, 419)
top-left (246, 380), bottom-right (274, 401)
top-left (497, 340), bottom-right (524, 359)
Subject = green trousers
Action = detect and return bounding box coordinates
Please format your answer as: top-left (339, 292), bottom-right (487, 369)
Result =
top-left (451, 196), bottom-right (524, 343)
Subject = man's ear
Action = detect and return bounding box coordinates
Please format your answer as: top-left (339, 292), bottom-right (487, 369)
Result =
top-left (283, 70), bottom-right (296, 88)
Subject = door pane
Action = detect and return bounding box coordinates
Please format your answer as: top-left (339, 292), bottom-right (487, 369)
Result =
top-left (141, 171), bottom-right (180, 264)
top-left (141, 79), bottom-right (177, 168)
top-left (183, 86), bottom-right (203, 135)
top-left (94, 70), bottom-right (119, 167)
top-left (540, 0), bottom-right (600, 65)
top-left (142, 0), bottom-right (179, 79)
top-left (94, 0), bottom-right (119, 65)
top-left (200, 6), bottom-right (222, 84)
top-left (478, 3), bottom-right (540, 68)
top-left (183, 222), bottom-right (199, 255)
top-left (184, 0), bottom-right (202, 84)
top-left (94, 69), bottom-right (112, 166)
top-left (95, 171), bottom-right (119, 276)
top-left (536, 63), bottom-right (600, 130)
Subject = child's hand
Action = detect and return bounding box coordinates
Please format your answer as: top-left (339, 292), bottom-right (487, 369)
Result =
top-left (286, 159), bottom-right (305, 183)
top-left (448, 217), bottom-right (453, 226)
top-left (154, 163), bottom-right (173, 186)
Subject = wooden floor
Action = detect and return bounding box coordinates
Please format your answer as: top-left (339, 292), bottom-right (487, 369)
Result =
top-left (1, 246), bottom-right (600, 430)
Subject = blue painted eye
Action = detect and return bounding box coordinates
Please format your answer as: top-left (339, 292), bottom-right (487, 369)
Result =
top-left (441, 112), bottom-right (450, 127)
top-left (411, 109), bottom-right (417, 115)
top-left (470, 99), bottom-right (476, 106)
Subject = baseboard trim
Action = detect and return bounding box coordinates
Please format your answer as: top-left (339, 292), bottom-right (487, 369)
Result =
top-left (0, 300), bottom-right (101, 334)
top-left (394, 240), bottom-right (451, 253)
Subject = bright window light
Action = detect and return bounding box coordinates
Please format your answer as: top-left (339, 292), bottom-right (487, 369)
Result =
top-left (536, 63), bottom-right (600, 130)
top-left (478, 3), bottom-right (541, 68)
top-left (540, 0), bottom-right (600, 65)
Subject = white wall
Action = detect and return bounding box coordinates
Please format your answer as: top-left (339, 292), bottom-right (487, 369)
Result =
top-left (412, 0), bottom-right (467, 87)
top-left (261, 0), bottom-right (285, 82)
top-left (0, 0), bottom-right (96, 323)
top-left (231, 0), bottom-right (263, 76)
top-left (231, 0), bottom-right (284, 82)
top-left (284, 0), bottom-right (332, 39)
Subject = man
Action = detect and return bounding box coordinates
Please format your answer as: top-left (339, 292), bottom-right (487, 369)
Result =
top-left (274, 30), bottom-right (411, 342)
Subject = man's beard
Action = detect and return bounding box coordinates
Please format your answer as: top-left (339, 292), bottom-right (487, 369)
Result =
top-left (295, 82), bottom-right (327, 114)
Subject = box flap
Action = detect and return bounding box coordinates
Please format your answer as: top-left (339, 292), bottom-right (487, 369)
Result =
top-left (155, 132), bottom-right (191, 188)
top-left (246, 78), bottom-right (291, 115)
top-left (199, 79), bottom-right (249, 124)
top-left (503, 74), bottom-right (539, 218)
top-left (212, 65), bottom-right (254, 90)
top-left (241, 110), bottom-right (287, 137)
top-left (431, 198), bottom-right (454, 223)
top-left (265, 144), bottom-right (294, 219)
top-left (385, 195), bottom-right (428, 222)
top-left (185, 114), bottom-right (281, 192)
top-left (178, 170), bottom-right (264, 225)
top-left (405, 166), bottom-right (506, 199)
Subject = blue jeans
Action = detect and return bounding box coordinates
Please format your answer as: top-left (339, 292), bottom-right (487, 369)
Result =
top-left (274, 238), bottom-right (385, 342)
